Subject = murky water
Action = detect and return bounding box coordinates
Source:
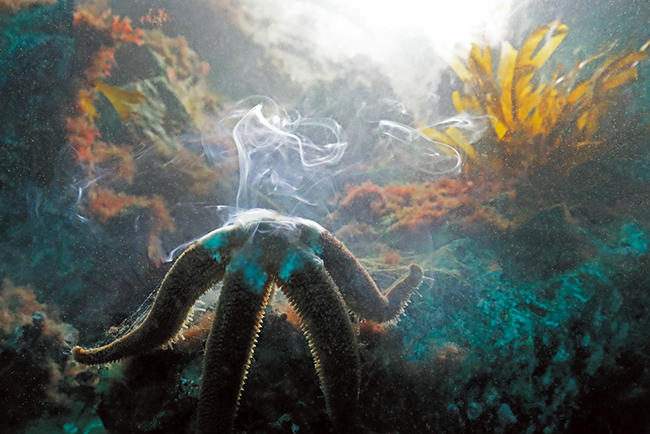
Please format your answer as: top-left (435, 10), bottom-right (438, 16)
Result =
top-left (1, 0), bottom-right (649, 433)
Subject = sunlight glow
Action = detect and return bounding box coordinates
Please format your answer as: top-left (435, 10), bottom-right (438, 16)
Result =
top-left (239, 0), bottom-right (515, 115)
top-left (349, 0), bottom-right (512, 53)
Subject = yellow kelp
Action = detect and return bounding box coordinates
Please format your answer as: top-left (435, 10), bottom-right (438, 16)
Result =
top-left (83, 79), bottom-right (146, 122)
top-left (424, 21), bottom-right (649, 177)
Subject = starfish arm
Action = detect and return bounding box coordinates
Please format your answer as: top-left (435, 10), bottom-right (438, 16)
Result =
top-left (73, 244), bottom-right (227, 365)
top-left (196, 268), bottom-right (273, 434)
top-left (315, 230), bottom-right (424, 323)
top-left (278, 246), bottom-right (363, 432)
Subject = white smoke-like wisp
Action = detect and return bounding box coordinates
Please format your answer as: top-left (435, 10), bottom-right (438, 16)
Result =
top-left (377, 120), bottom-right (462, 177)
top-left (430, 112), bottom-right (491, 145)
top-left (196, 95), bottom-right (489, 224)
top-left (203, 96), bottom-right (347, 217)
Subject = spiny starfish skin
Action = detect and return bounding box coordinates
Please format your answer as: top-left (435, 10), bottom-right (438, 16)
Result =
top-left (73, 210), bottom-right (423, 434)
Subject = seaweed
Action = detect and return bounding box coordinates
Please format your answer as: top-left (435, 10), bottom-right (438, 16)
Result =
top-left (423, 20), bottom-right (650, 178)
top-left (91, 79), bottom-right (145, 122)
top-left (336, 179), bottom-right (477, 233)
top-left (65, 5), bottom-right (229, 263)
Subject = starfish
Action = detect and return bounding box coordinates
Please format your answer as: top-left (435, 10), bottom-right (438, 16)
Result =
top-left (73, 209), bottom-right (423, 434)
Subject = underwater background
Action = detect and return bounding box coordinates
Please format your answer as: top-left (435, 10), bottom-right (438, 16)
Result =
top-left (1, 0), bottom-right (650, 433)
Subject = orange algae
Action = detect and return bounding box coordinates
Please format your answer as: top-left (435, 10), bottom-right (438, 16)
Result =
top-left (140, 8), bottom-right (172, 27)
top-left (423, 21), bottom-right (650, 179)
top-left (338, 179), bottom-right (476, 232)
top-left (380, 247), bottom-right (402, 266)
top-left (64, 6), bottom-right (228, 266)
top-left (86, 188), bottom-right (175, 264)
top-left (65, 116), bottom-right (101, 161)
top-left (73, 9), bottom-right (144, 46)
top-left (65, 117), bottom-right (136, 182)
top-left (274, 299), bottom-right (304, 330)
top-left (174, 311), bottom-right (216, 353)
top-left (89, 47), bottom-right (116, 78)
top-left (0, 281), bottom-right (95, 408)
top-left (110, 15), bottom-right (145, 45)
top-left (357, 320), bottom-right (390, 336)
top-left (87, 188), bottom-right (147, 222)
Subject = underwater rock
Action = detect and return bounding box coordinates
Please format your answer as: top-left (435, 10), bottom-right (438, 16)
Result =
top-left (0, 0), bottom-right (76, 189)
top-left (0, 0), bottom-right (230, 341)
top-left (466, 402), bottom-right (484, 420)
top-left (499, 204), bottom-right (593, 280)
top-left (365, 211), bottom-right (650, 433)
top-left (497, 404), bottom-right (517, 426)
top-left (2, 2), bottom-right (650, 434)
top-left (0, 281), bottom-right (96, 431)
top-left (92, 311), bottom-right (329, 434)
top-left (96, 351), bottom-right (198, 434)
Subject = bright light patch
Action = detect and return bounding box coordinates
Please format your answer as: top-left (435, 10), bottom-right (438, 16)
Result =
top-left (238, 0), bottom-right (514, 115)
top-left (349, 0), bottom-right (512, 53)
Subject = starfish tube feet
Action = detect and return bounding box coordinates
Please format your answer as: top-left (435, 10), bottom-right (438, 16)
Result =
top-left (315, 230), bottom-right (423, 322)
top-left (73, 244), bottom-right (226, 365)
top-left (278, 245), bottom-right (362, 431)
top-left (197, 268), bottom-right (273, 434)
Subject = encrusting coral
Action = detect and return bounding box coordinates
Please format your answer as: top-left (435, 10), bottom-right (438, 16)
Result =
top-left (73, 210), bottom-right (423, 434)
